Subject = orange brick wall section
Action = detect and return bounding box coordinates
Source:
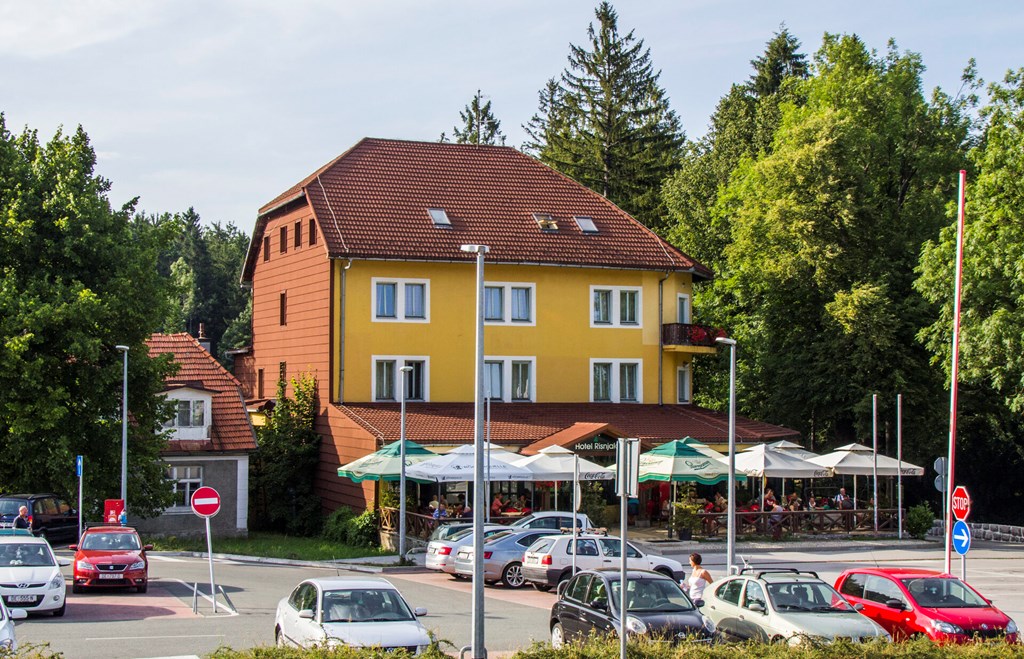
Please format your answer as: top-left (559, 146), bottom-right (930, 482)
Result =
top-left (317, 404), bottom-right (376, 512)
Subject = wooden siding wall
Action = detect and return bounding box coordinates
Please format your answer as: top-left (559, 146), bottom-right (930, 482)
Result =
top-left (317, 404), bottom-right (376, 511)
top-left (250, 204), bottom-right (332, 400)
top-left (233, 353), bottom-right (257, 398)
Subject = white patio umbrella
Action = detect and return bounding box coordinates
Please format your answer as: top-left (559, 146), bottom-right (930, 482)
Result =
top-left (808, 443), bottom-right (924, 508)
top-left (513, 446), bottom-right (613, 510)
top-left (734, 444), bottom-right (832, 507)
top-left (405, 444), bottom-right (534, 483)
top-left (766, 440), bottom-right (823, 501)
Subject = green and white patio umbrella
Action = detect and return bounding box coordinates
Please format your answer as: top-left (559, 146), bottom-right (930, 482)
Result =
top-left (637, 438), bottom-right (740, 484)
top-left (337, 439), bottom-right (436, 483)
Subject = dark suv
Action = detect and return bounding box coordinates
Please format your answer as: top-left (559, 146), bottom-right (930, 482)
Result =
top-left (0, 494), bottom-right (78, 543)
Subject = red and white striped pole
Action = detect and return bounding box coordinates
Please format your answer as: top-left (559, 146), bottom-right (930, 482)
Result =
top-left (944, 170), bottom-right (967, 575)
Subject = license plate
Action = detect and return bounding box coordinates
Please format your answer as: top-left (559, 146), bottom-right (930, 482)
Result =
top-left (428, 547), bottom-right (436, 554)
top-left (7, 595), bottom-right (35, 603)
top-left (0, 522), bottom-right (11, 528)
top-left (99, 573), bottom-right (123, 580)
top-left (457, 551), bottom-right (470, 559)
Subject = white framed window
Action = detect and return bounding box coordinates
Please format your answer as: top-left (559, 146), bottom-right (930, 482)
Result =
top-left (677, 363), bottom-right (692, 404)
top-left (483, 356), bottom-right (536, 402)
top-left (372, 278), bottom-right (430, 323)
top-left (173, 400), bottom-right (205, 427)
top-left (372, 356), bottom-right (428, 401)
top-left (166, 465), bottom-right (202, 509)
top-left (590, 286), bottom-right (642, 328)
top-left (677, 293), bottom-right (692, 324)
top-left (484, 282), bottom-right (536, 326)
top-left (590, 359), bottom-right (642, 403)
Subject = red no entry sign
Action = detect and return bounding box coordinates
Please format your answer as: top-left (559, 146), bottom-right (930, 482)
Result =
top-left (951, 485), bottom-right (970, 521)
top-left (191, 486), bottom-right (222, 518)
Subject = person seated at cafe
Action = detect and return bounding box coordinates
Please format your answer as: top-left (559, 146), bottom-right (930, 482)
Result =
top-left (786, 492), bottom-right (802, 511)
top-left (432, 500), bottom-right (449, 520)
top-left (713, 492), bottom-right (727, 512)
top-left (491, 493), bottom-right (505, 517)
top-left (763, 488), bottom-right (777, 510)
top-left (427, 495), bottom-right (439, 512)
top-left (459, 503), bottom-right (472, 519)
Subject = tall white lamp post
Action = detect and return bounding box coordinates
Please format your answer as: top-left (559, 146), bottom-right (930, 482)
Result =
top-left (398, 365), bottom-right (413, 561)
top-left (460, 243), bottom-right (489, 659)
top-left (715, 337), bottom-right (737, 574)
top-left (115, 345), bottom-right (130, 510)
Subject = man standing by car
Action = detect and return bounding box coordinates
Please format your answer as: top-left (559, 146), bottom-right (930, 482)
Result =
top-left (13, 507), bottom-right (29, 530)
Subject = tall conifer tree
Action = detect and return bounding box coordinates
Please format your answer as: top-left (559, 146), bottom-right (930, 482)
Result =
top-left (523, 2), bottom-right (682, 232)
top-left (446, 91), bottom-right (506, 145)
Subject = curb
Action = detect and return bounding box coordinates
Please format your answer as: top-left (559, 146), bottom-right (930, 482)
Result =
top-left (155, 550), bottom-right (431, 573)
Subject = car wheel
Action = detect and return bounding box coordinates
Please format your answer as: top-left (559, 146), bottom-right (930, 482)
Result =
top-left (557, 571), bottom-right (573, 587)
top-left (533, 583), bottom-right (552, 592)
top-left (53, 602), bottom-right (66, 617)
top-left (72, 584), bottom-right (83, 594)
top-left (137, 582), bottom-right (148, 594)
top-left (275, 627), bottom-right (285, 647)
top-left (551, 622), bottom-right (565, 649)
top-left (502, 562), bottom-right (525, 589)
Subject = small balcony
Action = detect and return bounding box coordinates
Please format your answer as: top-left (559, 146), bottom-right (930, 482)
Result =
top-left (662, 323), bottom-right (728, 354)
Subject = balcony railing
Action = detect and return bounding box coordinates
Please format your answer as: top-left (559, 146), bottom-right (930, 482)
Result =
top-left (662, 323), bottom-right (728, 348)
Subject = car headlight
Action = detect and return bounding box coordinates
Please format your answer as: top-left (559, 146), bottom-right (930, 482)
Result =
top-left (129, 560), bottom-right (145, 570)
top-left (50, 574), bottom-right (65, 589)
top-left (77, 560), bottom-right (94, 571)
top-left (0, 638), bottom-right (12, 650)
top-left (1006, 619), bottom-right (1018, 634)
top-left (701, 615), bottom-right (716, 633)
top-left (626, 616), bottom-right (648, 634)
top-left (932, 620), bottom-right (964, 635)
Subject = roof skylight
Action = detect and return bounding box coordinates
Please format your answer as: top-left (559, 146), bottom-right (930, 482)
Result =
top-left (533, 213), bottom-right (558, 231)
top-left (428, 208), bottom-right (451, 226)
top-left (574, 216), bottom-right (599, 234)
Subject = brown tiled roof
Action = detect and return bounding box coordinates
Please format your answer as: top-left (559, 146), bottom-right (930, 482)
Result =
top-left (146, 334), bottom-right (258, 453)
top-left (244, 138), bottom-right (712, 282)
top-left (522, 422), bottom-right (622, 455)
top-left (335, 402), bottom-right (798, 451)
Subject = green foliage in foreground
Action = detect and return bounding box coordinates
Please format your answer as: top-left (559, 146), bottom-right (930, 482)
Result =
top-left (199, 635), bottom-right (1024, 658)
top-left (150, 531), bottom-right (392, 562)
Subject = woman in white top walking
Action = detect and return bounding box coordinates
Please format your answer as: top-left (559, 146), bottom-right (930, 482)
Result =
top-left (685, 552), bottom-right (712, 606)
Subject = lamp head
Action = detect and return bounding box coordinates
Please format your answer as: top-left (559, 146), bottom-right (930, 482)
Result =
top-left (115, 345), bottom-right (130, 352)
top-left (460, 244), bottom-right (490, 254)
top-left (399, 366), bottom-right (413, 373)
top-left (714, 337), bottom-right (736, 347)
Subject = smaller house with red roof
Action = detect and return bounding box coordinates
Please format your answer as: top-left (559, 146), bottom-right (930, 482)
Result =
top-left (136, 333), bottom-right (257, 537)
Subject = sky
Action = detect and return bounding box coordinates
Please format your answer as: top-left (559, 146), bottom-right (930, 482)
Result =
top-left (2, 1), bottom-right (1022, 236)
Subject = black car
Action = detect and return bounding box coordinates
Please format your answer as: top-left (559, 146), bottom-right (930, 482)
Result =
top-left (0, 494), bottom-right (78, 543)
top-left (549, 568), bottom-right (717, 648)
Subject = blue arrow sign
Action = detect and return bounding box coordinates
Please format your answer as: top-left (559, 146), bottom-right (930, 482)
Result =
top-left (76, 455), bottom-right (83, 477)
top-left (952, 520), bottom-right (971, 555)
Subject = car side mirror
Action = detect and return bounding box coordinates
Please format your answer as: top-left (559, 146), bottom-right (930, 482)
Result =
top-left (143, 544), bottom-right (153, 551)
top-left (589, 599), bottom-right (608, 611)
top-left (748, 602), bottom-right (766, 613)
top-left (853, 603), bottom-right (865, 611)
top-left (68, 545), bottom-right (78, 551)
top-left (57, 557), bottom-right (71, 567)
top-left (884, 599), bottom-right (905, 610)
top-left (298, 609), bottom-right (315, 619)
top-left (414, 607), bottom-right (427, 617)
top-left (10, 609), bottom-right (27, 620)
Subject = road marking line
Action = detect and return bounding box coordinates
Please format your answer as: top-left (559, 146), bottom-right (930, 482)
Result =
top-left (148, 555), bottom-right (187, 562)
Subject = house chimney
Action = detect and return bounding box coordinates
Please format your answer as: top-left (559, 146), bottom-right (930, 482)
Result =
top-left (197, 323), bottom-right (212, 354)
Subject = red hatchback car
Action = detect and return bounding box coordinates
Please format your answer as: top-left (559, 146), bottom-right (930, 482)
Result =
top-left (69, 526), bottom-right (152, 593)
top-left (835, 567), bottom-right (1018, 643)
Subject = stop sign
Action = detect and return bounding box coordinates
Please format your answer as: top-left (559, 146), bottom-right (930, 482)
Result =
top-left (951, 485), bottom-right (970, 521)
top-left (191, 486), bottom-right (222, 518)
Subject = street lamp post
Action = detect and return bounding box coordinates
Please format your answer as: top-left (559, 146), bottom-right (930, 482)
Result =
top-left (715, 337), bottom-right (737, 574)
top-left (460, 243), bottom-right (489, 659)
top-left (115, 345), bottom-right (130, 512)
top-left (398, 365), bottom-right (413, 562)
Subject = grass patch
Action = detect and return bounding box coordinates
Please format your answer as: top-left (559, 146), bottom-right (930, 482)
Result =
top-left (149, 531), bottom-right (395, 562)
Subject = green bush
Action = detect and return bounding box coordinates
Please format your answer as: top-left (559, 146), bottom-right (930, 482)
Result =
top-left (906, 503), bottom-right (935, 540)
top-left (347, 508), bottom-right (380, 548)
top-left (321, 507), bottom-right (356, 543)
top-left (580, 482), bottom-right (608, 528)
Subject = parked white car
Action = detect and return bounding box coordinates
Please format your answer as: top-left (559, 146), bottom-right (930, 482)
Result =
top-left (508, 511), bottom-right (594, 531)
top-left (0, 530), bottom-right (69, 616)
top-left (0, 598), bottom-right (28, 652)
top-left (274, 577), bottom-right (432, 653)
top-left (425, 524), bottom-right (506, 574)
top-left (521, 532), bottom-right (686, 591)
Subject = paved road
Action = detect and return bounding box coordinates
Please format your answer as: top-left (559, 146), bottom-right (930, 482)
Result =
top-left (14, 542), bottom-right (1024, 658)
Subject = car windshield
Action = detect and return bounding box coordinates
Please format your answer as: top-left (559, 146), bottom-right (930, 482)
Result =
top-left (0, 500), bottom-right (24, 516)
top-left (322, 588), bottom-right (415, 623)
top-left (428, 523), bottom-right (467, 542)
top-left (902, 577), bottom-right (988, 608)
top-left (610, 578), bottom-right (695, 613)
top-left (485, 531), bottom-right (515, 545)
top-left (81, 533), bottom-right (141, 551)
top-left (766, 582), bottom-right (857, 612)
top-left (0, 543), bottom-right (54, 567)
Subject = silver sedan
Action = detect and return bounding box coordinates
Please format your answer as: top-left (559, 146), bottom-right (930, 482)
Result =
top-left (424, 524), bottom-right (506, 574)
top-left (452, 529), bottom-right (556, 588)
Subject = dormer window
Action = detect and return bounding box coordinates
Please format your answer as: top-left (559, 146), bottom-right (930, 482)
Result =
top-left (161, 387), bottom-right (213, 440)
top-left (428, 208), bottom-right (451, 226)
top-left (533, 213), bottom-right (558, 231)
top-left (574, 216), bottom-right (599, 234)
